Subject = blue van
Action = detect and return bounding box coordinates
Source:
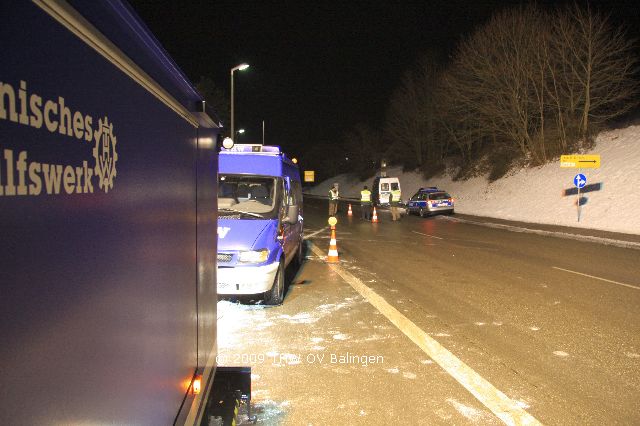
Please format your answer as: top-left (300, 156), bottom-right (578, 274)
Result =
top-left (217, 144), bottom-right (304, 304)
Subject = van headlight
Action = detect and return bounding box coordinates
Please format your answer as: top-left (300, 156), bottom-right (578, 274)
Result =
top-left (238, 249), bottom-right (269, 263)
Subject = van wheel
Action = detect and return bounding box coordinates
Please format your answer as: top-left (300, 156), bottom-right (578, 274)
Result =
top-left (264, 259), bottom-right (284, 305)
top-left (419, 207), bottom-right (428, 218)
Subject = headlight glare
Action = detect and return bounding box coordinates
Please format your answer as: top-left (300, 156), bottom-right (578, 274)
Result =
top-left (238, 249), bottom-right (269, 263)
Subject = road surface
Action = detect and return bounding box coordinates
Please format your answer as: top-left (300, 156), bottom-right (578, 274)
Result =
top-left (217, 197), bottom-right (640, 425)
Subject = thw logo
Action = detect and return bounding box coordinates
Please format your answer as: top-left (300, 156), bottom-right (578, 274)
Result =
top-left (218, 227), bottom-right (231, 238)
top-left (93, 117), bottom-right (118, 193)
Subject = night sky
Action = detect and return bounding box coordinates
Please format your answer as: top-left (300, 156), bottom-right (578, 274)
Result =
top-left (127, 0), bottom-right (639, 158)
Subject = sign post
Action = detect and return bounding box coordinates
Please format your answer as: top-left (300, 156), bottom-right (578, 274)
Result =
top-left (573, 173), bottom-right (587, 222)
top-left (561, 154), bottom-right (600, 222)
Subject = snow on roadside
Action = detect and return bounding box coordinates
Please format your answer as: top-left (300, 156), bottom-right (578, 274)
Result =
top-left (216, 298), bottom-right (366, 353)
top-left (308, 125), bottom-right (640, 235)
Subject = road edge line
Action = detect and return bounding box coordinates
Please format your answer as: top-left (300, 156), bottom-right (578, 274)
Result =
top-left (552, 266), bottom-right (640, 290)
top-left (411, 230), bottom-right (444, 240)
top-left (444, 216), bottom-right (640, 250)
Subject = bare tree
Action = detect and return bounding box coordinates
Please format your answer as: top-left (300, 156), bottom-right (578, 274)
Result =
top-left (553, 3), bottom-right (639, 143)
top-left (384, 3), bottom-right (638, 179)
top-left (343, 123), bottom-right (383, 180)
top-left (384, 54), bottom-right (441, 169)
top-left (438, 73), bottom-right (483, 165)
top-left (445, 5), bottom-right (553, 164)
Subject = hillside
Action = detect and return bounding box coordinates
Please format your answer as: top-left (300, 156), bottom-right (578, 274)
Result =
top-left (308, 125), bottom-right (640, 235)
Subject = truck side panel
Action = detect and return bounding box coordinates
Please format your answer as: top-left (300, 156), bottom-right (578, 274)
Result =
top-left (193, 126), bottom-right (219, 423)
top-left (0, 2), bottom-right (217, 424)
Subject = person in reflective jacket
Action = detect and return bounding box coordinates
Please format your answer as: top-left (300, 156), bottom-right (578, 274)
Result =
top-left (360, 185), bottom-right (372, 220)
top-left (390, 188), bottom-right (402, 221)
top-left (328, 184), bottom-right (339, 216)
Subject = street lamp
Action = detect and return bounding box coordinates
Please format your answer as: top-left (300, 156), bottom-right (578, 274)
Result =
top-left (236, 128), bottom-right (245, 143)
top-left (230, 63), bottom-right (249, 141)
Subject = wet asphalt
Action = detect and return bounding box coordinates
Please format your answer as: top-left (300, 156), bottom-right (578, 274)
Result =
top-left (216, 198), bottom-right (640, 425)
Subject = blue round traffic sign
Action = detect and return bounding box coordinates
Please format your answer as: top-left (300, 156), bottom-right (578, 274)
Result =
top-left (574, 173), bottom-right (587, 189)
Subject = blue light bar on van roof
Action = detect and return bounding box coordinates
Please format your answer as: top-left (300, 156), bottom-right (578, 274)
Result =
top-left (221, 144), bottom-right (281, 154)
top-left (419, 187), bottom-right (440, 192)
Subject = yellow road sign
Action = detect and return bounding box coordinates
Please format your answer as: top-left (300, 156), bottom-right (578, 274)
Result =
top-left (328, 216), bottom-right (337, 226)
top-left (304, 170), bottom-right (315, 182)
top-left (560, 154), bottom-right (600, 168)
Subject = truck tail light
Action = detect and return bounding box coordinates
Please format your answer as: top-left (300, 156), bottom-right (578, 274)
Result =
top-left (192, 375), bottom-right (202, 395)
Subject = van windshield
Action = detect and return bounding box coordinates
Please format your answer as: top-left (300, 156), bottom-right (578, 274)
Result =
top-left (218, 175), bottom-right (281, 219)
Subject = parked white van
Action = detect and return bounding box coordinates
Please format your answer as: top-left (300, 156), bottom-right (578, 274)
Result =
top-left (371, 176), bottom-right (401, 206)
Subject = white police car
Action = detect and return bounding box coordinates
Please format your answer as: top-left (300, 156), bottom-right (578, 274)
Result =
top-left (406, 187), bottom-right (454, 217)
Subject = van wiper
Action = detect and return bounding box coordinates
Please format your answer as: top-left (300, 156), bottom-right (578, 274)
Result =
top-left (219, 208), bottom-right (264, 219)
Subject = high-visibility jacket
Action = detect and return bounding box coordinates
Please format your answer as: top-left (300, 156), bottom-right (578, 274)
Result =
top-left (329, 188), bottom-right (339, 200)
top-left (391, 189), bottom-right (402, 203)
top-left (360, 189), bottom-right (371, 203)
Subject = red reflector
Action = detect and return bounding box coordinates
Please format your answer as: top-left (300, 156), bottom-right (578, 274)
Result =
top-left (192, 375), bottom-right (202, 395)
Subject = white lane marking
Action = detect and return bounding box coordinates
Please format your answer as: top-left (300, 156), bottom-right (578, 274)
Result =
top-left (304, 227), bottom-right (328, 239)
top-left (309, 242), bottom-right (542, 426)
top-left (411, 230), bottom-right (444, 240)
top-left (552, 266), bottom-right (640, 291)
top-left (312, 237), bottom-right (407, 244)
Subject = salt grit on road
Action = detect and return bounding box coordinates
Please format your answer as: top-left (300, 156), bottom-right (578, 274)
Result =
top-left (217, 251), bottom-right (508, 425)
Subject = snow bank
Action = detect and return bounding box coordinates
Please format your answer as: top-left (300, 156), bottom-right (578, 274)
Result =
top-left (308, 125), bottom-right (640, 235)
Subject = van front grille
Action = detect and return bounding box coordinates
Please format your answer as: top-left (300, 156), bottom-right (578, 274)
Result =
top-left (217, 253), bottom-right (233, 263)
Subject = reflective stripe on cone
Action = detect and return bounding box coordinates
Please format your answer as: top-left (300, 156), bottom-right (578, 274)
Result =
top-left (327, 227), bottom-right (339, 263)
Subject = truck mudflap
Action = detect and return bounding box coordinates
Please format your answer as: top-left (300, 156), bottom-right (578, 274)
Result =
top-left (202, 367), bottom-right (255, 425)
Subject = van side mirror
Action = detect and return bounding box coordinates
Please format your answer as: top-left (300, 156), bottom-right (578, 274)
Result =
top-left (284, 205), bottom-right (299, 224)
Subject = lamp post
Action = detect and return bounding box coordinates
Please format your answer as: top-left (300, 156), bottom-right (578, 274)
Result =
top-left (236, 128), bottom-right (245, 143)
top-left (230, 63), bottom-right (249, 141)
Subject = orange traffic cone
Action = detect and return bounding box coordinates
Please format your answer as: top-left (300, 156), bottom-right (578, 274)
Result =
top-left (348, 204), bottom-right (353, 216)
top-left (327, 227), bottom-right (339, 263)
top-left (372, 206), bottom-right (379, 223)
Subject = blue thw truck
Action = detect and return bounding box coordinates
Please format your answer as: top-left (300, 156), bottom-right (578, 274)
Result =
top-left (1, 1), bottom-right (249, 424)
